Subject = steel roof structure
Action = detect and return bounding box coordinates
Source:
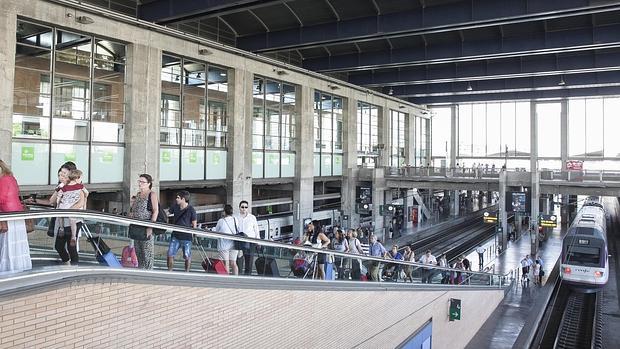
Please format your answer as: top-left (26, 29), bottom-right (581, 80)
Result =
top-left (138, 0), bottom-right (620, 105)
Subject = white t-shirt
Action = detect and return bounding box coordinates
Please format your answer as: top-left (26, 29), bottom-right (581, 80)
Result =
top-left (420, 254), bottom-right (437, 265)
top-left (476, 247), bottom-right (485, 254)
top-left (215, 216), bottom-right (238, 251)
top-left (235, 213), bottom-right (260, 239)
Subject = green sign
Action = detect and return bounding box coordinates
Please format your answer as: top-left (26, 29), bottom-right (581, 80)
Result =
top-left (162, 150), bottom-right (171, 163)
top-left (21, 146), bottom-right (35, 161)
top-left (449, 298), bottom-right (461, 321)
top-left (212, 153), bottom-right (221, 165)
top-left (12, 123), bottom-right (22, 137)
top-left (189, 151), bottom-right (197, 164)
top-left (102, 152), bottom-right (113, 163)
top-left (334, 156), bottom-right (341, 165)
top-left (64, 152), bottom-right (76, 162)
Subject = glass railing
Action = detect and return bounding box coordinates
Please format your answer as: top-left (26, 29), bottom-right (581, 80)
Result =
top-left (1, 209), bottom-right (509, 288)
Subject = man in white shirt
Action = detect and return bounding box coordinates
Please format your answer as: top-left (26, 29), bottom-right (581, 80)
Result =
top-left (475, 246), bottom-right (486, 269)
top-left (235, 200), bottom-right (260, 275)
top-left (419, 250), bottom-right (437, 283)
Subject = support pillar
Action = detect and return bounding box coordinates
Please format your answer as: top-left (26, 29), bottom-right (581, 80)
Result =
top-left (561, 194), bottom-right (569, 225)
top-left (530, 102), bottom-right (540, 256)
top-left (560, 99), bottom-right (568, 170)
top-left (0, 9), bottom-right (16, 162)
top-left (499, 170), bottom-right (507, 252)
top-left (378, 104), bottom-right (390, 168)
top-left (226, 68), bottom-right (253, 211)
top-left (293, 85), bottom-right (315, 238)
top-left (372, 168), bottom-right (386, 241)
top-left (450, 190), bottom-right (460, 216)
top-left (450, 105), bottom-right (458, 169)
top-left (342, 98), bottom-right (359, 229)
top-left (123, 44), bottom-right (161, 208)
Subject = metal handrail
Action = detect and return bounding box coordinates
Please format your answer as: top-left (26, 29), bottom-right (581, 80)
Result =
top-left (1, 209), bottom-right (508, 285)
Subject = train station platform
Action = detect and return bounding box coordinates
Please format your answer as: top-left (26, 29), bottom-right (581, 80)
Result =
top-left (465, 223), bottom-right (566, 348)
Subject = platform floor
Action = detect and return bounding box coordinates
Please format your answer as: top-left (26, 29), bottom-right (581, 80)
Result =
top-left (465, 223), bottom-right (565, 349)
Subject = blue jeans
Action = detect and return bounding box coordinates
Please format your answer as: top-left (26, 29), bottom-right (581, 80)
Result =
top-left (167, 237), bottom-right (192, 259)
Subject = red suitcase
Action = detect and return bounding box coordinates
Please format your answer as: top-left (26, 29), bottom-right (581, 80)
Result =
top-left (197, 242), bottom-right (228, 275)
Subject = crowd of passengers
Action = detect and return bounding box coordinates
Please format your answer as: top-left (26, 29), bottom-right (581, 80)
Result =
top-left (0, 160), bottom-right (480, 285)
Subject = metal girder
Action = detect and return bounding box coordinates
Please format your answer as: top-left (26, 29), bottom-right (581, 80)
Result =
top-left (237, 1), bottom-right (620, 52)
top-left (138, 0), bottom-right (289, 24)
top-left (394, 70), bottom-right (620, 97)
top-left (408, 85), bottom-right (620, 105)
top-left (303, 23), bottom-right (620, 72)
top-left (349, 49), bottom-right (620, 86)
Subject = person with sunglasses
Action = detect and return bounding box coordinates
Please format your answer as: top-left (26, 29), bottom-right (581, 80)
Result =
top-left (235, 200), bottom-right (259, 275)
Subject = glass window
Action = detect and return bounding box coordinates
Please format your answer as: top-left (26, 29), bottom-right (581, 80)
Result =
top-left (486, 103), bottom-right (501, 156)
top-left (12, 21), bottom-right (126, 185)
top-left (500, 102), bottom-right (516, 156)
top-left (536, 103), bottom-right (561, 157)
top-left (514, 102), bottom-right (530, 156)
top-left (458, 105), bottom-right (472, 157)
top-left (252, 76), bottom-right (297, 178)
top-left (604, 98), bottom-right (620, 158)
top-left (430, 107), bottom-right (451, 158)
top-left (569, 99), bottom-right (586, 157)
top-left (357, 102), bottom-right (379, 167)
top-left (472, 104), bottom-right (486, 156)
top-left (182, 61), bottom-right (206, 147)
top-left (161, 55), bottom-right (181, 146)
top-left (585, 99), bottom-right (603, 157)
top-left (207, 65), bottom-right (228, 148)
top-left (390, 110), bottom-right (407, 167)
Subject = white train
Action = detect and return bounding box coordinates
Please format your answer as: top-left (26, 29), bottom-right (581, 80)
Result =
top-left (560, 198), bottom-right (608, 293)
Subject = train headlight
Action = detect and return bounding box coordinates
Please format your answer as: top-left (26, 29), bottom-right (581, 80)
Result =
top-left (594, 271), bottom-right (604, 278)
top-left (564, 267), bottom-right (571, 274)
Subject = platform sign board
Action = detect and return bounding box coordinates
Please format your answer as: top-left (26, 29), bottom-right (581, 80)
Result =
top-left (506, 191), bottom-right (530, 212)
top-left (380, 204), bottom-right (395, 216)
top-left (483, 211), bottom-right (498, 224)
top-left (566, 160), bottom-right (583, 171)
top-left (449, 298), bottom-right (461, 321)
top-left (539, 214), bottom-right (558, 228)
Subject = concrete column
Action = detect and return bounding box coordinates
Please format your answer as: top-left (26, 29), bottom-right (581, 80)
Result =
top-left (568, 195), bottom-right (578, 222)
top-left (560, 99), bottom-right (568, 170)
top-left (0, 9), bottom-right (17, 162)
top-left (405, 112), bottom-right (415, 166)
top-left (450, 190), bottom-right (460, 216)
top-left (293, 85), bottom-right (315, 238)
top-left (123, 44), bottom-right (161, 204)
top-left (384, 189), bottom-right (394, 239)
top-left (372, 168), bottom-right (386, 240)
top-left (378, 105), bottom-right (390, 167)
top-left (530, 102), bottom-right (540, 255)
top-left (561, 194), bottom-right (569, 225)
top-left (342, 97), bottom-right (359, 229)
top-left (499, 170), bottom-right (507, 251)
top-left (450, 105), bottom-right (458, 168)
top-left (226, 68), bottom-right (253, 210)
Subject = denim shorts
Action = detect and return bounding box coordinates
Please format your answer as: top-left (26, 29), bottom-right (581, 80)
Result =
top-left (168, 237), bottom-right (192, 259)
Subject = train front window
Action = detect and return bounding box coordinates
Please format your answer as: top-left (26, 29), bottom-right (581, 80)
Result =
top-left (565, 246), bottom-right (600, 266)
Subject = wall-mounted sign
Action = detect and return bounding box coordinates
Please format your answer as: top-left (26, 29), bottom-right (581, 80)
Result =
top-left (483, 211), bottom-right (498, 224)
top-left (539, 214), bottom-right (558, 228)
top-left (449, 298), bottom-right (461, 321)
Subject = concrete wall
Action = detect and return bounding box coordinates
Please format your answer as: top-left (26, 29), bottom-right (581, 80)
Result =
top-left (0, 272), bottom-right (504, 348)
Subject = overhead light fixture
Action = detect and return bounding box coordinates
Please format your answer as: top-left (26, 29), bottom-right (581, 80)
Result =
top-left (219, 72), bottom-right (227, 77)
top-left (272, 68), bottom-right (287, 76)
top-left (466, 82), bottom-right (473, 91)
top-left (399, 105), bottom-right (406, 109)
top-left (196, 73), bottom-right (202, 79)
top-left (198, 48), bottom-right (212, 56)
top-left (558, 75), bottom-right (566, 86)
top-left (328, 84), bottom-right (340, 90)
top-left (388, 88), bottom-right (394, 95)
top-left (76, 16), bottom-right (94, 25)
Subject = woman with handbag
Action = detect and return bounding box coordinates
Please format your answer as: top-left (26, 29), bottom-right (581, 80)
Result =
top-left (128, 174), bottom-right (158, 270)
top-left (0, 160), bottom-right (32, 273)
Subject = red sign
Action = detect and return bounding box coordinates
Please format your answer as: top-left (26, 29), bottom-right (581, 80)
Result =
top-left (566, 160), bottom-right (583, 171)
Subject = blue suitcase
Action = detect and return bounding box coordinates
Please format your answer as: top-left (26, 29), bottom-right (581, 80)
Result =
top-left (83, 224), bottom-right (122, 268)
top-left (324, 262), bottom-right (335, 280)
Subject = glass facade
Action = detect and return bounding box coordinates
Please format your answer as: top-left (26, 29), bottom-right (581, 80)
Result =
top-left (415, 116), bottom-right (429, 166)
top-left (252, 77), bottom-right (297, 178)
top-left (160, 55), bottom-right (229, 181)
top-left (389, 110), bottom-right (406, 167)
top-left (313, 91), bottom-right (343, 176)
top-left (12, 20), bottom-right (126, 185)
top-left (356, 102), bottom-right (379, 167)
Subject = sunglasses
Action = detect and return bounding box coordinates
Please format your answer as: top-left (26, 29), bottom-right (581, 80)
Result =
top-left (240, 206), bottom-right (248, 208)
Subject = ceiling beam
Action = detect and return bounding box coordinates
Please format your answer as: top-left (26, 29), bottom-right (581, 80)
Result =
top-left (237, 2), bottom-right (620, 52)
top-left (410, 86), bottom-right (620, 105)
top-left (138, 0), bottom-right (291, 24)
top-left (348, 49), bottom-right (620, 86)
top-left (302, 24), bottom-right (620, 72)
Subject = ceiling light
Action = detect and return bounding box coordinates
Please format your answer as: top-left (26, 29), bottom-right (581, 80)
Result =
top-left (388, 88), bottom-right (394, 95)
top-left (76, 16), bottom-right (94, 25)
top-left (466, 82), bottom-right (473, 91)
top-left (273, 68), bottom-right (287, 76)
top-left (198, 48), bottom-right (212, 56)
top-left (558, 75), bottom-right (566, 86)
top-left (219, 72), bottom-right (227, 77)
top-left (328, 84), bottom-right (340, 90)
top-left (399, 105), bottom-right (406, 109)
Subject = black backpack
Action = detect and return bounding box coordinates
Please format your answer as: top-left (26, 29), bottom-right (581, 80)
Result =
top-left (147, 193), bottom-right (168, 235)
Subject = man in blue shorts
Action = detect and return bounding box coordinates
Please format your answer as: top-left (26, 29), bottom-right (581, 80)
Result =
top-left (167, 191), bottom-right (197, 272)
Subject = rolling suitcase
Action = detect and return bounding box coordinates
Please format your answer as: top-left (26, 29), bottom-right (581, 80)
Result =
top-left (197, 241), bottom-right (228, 275)
top-left (82, 224), bottom-right (122, 268)
top-left (255, 253), bottom-right (279, 277)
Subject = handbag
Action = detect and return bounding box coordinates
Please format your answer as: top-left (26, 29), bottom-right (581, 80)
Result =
top-left (47, 217), bottom-right (56, 237)
top-left (224, 217), bottom-right (249, 250)
top-left (128, 224), bottom-right (149, 241)
top-left (147, 192), bottom-right (168, 235)
top-left (22, 205), bottom-right (35, 233)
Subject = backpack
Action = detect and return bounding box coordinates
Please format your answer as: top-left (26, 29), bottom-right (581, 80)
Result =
top-left (121, 245), bottom-right (138, 268)
top-left (147, 192), bottom-right (168, 235)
